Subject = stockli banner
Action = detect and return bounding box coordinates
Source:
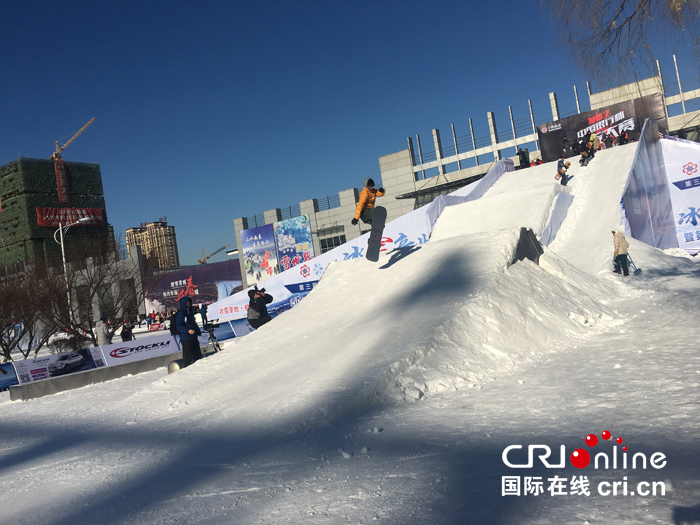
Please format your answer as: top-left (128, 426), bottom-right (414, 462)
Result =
top-left (101, 333), bottom-right (178, 366)
top-left (13, 348), bottom-right (107, 384)
top-left (53, 159), bottom-right (71, 204)
top-left (661, 139), bottom-right (700, 254)
top-left (241, 223), bottom-right (279, 285)
top-left (537, 94), bottom-right (667, 162)
top-left (36, 207), bottom-right (106, 227)
top-left (145, 259), bottom-right (242, 315)
top-left (274, 215), bottom-right (315, 272)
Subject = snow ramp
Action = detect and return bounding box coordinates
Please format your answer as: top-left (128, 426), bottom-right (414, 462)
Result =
top-left (119, 147), bottom-right (647, 435)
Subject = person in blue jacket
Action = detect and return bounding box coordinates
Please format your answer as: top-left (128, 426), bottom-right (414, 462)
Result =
top-left (176, 296), bottom-right (202, 367)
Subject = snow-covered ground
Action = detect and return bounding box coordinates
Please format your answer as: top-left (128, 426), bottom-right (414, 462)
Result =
top-left (1, 143), bottom-right (699, 524)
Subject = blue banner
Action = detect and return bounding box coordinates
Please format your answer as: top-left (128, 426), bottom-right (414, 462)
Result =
top-left (274, 215), bottom-right (315, 271)
top-left (0, 363), bottom-right (19, 391)
top-left (241, 223), bottom-right (279, 285)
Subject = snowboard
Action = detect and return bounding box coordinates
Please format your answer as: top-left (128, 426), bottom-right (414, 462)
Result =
top-left (365, 206), bottom-right (387, 262)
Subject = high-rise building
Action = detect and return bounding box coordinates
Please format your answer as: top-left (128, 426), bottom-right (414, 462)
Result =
top-left (0, 158), bottom-right (111, 270)
top-left (125, 220), bottom-right (180, 269)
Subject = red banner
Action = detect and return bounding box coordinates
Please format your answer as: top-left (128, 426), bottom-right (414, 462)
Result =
top-left (36, 207), bottom-right (106, 227)
top-left (53, 159), bottom-right (71, 204)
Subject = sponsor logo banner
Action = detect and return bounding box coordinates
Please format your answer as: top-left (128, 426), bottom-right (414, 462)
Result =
top-left (101, 333), bottom-right (178, 366)
top-left (36, 207), bottom-right (106, 228)
top-left (537, 93), bottom-right (667, 163)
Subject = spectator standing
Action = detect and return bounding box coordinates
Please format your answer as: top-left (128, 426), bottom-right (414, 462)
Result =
top-left (612, 228), bottom-right (630, 276)
top-left (176, 296), bottom-right (202, 367)
top-left (96, 317), bottom-right (112, 346)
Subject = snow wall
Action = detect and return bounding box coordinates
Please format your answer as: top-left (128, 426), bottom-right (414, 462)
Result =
top-left (210, 159), bottom-right (520, 330)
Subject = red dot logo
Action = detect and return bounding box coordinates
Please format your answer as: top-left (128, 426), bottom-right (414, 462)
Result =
top-left (616, 437), bottom-right (623, 444)
top-left (602, 430), bottom-right (611, 440)
top-left (570, 449), bottom-right (590, 469)
top-left (585, 434), bottom-right (598, 447)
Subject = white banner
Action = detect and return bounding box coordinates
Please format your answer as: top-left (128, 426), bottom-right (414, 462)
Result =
top-left (661, 139), bottom-right (700, 255)
top-left (101, 333), bottom-right (179, 366)
top-left (14, 348), bottom-right (107, 384)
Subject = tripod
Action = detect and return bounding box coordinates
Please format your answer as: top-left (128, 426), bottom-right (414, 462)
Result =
top-left (202, 322), bottom-right (222, 353)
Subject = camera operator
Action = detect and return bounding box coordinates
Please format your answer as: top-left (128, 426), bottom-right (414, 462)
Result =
top-left (247, 286), bottom-right (273, 330)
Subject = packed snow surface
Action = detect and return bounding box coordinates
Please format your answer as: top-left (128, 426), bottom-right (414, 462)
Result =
top-left (2, 143), bottom-right (699, 524)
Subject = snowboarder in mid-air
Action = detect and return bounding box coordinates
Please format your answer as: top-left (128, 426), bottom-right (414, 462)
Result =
top-left (351, 178), bottom-right (385, 226)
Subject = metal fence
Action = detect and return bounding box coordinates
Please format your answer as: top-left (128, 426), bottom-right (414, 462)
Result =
top-left (245, 193), bottom-right (344, 228)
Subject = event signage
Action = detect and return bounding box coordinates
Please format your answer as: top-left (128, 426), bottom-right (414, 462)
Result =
top-left (36, 207), bottom-right (106, 228)
top-left (145, 259), bottom-right (242, 314)
top-left (661, 139), bottom-right (700, 254)
top-left (53, 159), bottom-right (71, 204)
top-left (241, 223), bottom-right (279, 285)
top-left (274, 215), bottom-right (315, 271)
top-left (101, 333), bottom-right (178, 366)
top-left (13, 348), bottom-right (107, 384)
top-left (537, 94), bottom-right (667, 162)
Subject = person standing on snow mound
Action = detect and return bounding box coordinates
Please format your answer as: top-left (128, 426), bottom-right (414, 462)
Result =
top-left (351, 178), bottom-right (385, 226)
top-left (612, 227), bottom-right (630, 276)
top-left (247, 287), bottom-right (273, 330)
top-left (176, 296), bottom-right (203, 367)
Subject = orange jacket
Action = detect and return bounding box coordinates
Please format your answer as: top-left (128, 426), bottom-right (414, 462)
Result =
top-left (354, 185), bottom-right (385, 220)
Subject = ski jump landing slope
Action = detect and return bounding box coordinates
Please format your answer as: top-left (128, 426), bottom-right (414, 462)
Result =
top-left (88, 144), bottom-right (645, 434)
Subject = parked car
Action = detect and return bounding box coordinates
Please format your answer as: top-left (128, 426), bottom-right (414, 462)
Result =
top-left (48, 352), bottom-right (84, 376)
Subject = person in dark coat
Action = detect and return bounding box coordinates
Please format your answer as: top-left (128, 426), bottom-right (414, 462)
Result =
top-left (572, 139), bottom-right (582, 156)
top-left (618, 131), bottom-right (628, 146)
top-left (604, 133), bottom-right (614, 149)
top-left (176, 296), bottom-right (202, 367)
top-left (517, 148), bottom-right (528, 169)
top-left (563, 136), bottom-right (574, 158)
top-left (247, 288), bottom-right (273, 330)
top-left (120, 319), bottom-right (134, 342)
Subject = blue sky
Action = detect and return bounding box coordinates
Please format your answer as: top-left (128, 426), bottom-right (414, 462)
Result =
top-left (2, 1), bottom-right (698, 265)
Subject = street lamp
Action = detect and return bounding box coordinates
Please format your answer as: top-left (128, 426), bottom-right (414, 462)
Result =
top-left (53, 217), bottom-right (91, 322)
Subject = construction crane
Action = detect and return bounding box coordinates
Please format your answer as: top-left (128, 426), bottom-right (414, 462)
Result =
top-left (51, 117), bottom-right (96, 160)
top-left (199, 244), bottom-right (230, 264)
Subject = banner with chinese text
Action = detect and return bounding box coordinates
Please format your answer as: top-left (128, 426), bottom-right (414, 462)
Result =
top-left (144, 259), bottom-right (242, 315)
top-left (537, 93), bottom-right (667, 162)
top-left (36, 207), bottom-right (106, 228)
top-left (241, 223), bottom-right (279, 285)
top-left (661, 138), bottom-right (700, 254)
top-left (274, 215), bottom-right (315, 271)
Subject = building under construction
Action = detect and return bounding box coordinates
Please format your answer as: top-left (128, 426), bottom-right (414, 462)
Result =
top-left (125, 219), bottom-right (180, 270)
top-left (0, 158), bottom-right (112, 271)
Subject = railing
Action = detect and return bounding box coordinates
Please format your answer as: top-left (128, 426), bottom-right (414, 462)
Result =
top-left (245, 193), bottom-right (344, 228)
